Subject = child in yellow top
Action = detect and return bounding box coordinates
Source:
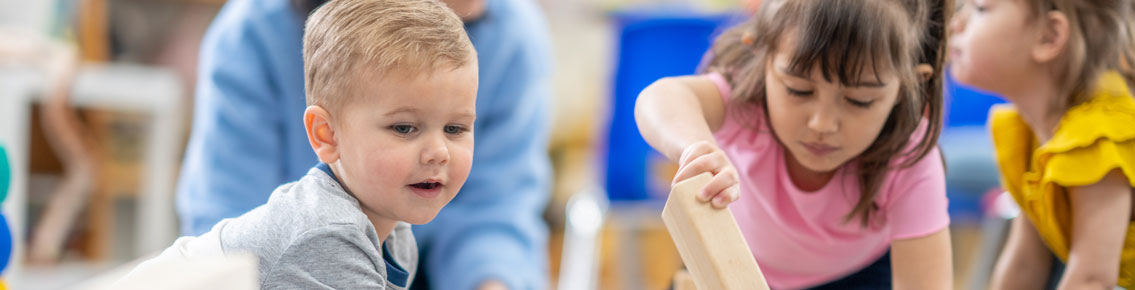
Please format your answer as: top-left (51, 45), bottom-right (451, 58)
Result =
top-left (950, 0), bottom-right (1135, 289)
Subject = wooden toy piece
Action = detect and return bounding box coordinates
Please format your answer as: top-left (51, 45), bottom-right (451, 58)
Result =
top-left (673, 269), bottom-right (697, 290)
top-left (662, 173), bottom-right (770, 290)
top-left (76, 253), bottom-right (257, 290)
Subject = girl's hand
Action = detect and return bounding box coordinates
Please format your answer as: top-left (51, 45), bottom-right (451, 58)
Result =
top-left (672, 140), bottom-right (741, 209)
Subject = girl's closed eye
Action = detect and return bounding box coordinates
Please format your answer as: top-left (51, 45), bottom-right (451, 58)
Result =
top-left (786, 86), bottom-right (815, 96)
top-left (846, 97), bottom-right (876, 108)
top-left (968, 0), bottom-right (988, 13)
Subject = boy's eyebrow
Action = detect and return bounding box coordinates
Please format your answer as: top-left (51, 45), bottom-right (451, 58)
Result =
top-left (384, 107), bottom-right (419, 116)
top-left (775, 67), bottom-right (887, 88)
top-left (385, 107), bottom-right (477, 119)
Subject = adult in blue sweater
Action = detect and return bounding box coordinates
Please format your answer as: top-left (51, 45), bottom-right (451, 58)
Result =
top-left (176, 0), bottom-right (552, 289)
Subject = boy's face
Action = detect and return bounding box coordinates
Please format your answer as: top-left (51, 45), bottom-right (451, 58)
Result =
top-left (329, 63), bottom-right (478, 226)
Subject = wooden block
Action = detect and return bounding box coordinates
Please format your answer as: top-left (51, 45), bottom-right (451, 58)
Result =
top-left (75, 253), bottom-right (258, 290)
top-left (673, 269), bottom-right (697, 290)
top-left (662, 173), bottom-right (769, 290)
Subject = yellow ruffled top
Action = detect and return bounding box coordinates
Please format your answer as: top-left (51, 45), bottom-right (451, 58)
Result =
top-left (990, 71), bottom-right (1135, 287)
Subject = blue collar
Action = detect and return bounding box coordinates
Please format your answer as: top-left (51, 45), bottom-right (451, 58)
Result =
top-left (383, 242), bottom-right (410, 287)
top-left (314, 163), bottom-right (341, 184)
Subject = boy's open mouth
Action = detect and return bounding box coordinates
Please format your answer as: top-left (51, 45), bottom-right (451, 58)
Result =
top-left (410, 182), bottom-right (441, 190)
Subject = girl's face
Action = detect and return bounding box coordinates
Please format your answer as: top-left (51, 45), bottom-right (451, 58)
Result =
top-left (949, 0), bottom-right (1038, 94)
top-left (764, 34), bottom-right (904, 173)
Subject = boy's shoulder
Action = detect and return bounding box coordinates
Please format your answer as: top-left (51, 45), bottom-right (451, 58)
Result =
top-left (215, 167), bottom-right (418, 288)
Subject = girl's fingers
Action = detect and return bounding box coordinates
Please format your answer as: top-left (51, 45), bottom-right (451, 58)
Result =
top-left (672, 151), bottom-right (725, 185)
top-left (678, 141), bottom-right (715, 167)
top-left (710, 185), bottom-right (740, 209)
top-left (702, 167), bottom-right (739, 202)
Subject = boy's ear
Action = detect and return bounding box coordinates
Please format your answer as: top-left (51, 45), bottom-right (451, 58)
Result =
top-left (916, 64), bottom-right (934, 82)
top-left (304, 105), bottom-right (339, 164)
top-left (1031, 11), bottom-right (1071, 64)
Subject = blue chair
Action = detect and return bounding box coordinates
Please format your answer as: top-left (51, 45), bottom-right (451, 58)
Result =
top-left (940, 68), bottom-right (1006, 222)
top-left (603, 10), bottom-right (740, 202)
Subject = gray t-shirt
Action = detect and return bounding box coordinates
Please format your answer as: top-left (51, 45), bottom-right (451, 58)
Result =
top-left (123, 164), bottom-right (417, 289)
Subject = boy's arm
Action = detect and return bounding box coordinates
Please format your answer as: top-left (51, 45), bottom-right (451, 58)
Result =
top-left (990, 216), bottom-right (1056, 290)
top-left (891, 229), bottom-right (953, 290)
top-left (634, 75), bottom-right (727, 162)
top-left (1058, 169), bottom-right (1131, 290)
top-left (264, 226), bottom-right (389, 289)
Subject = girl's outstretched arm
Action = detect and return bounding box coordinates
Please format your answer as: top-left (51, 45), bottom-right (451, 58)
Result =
top-left (634, 75), bottom-right (727, 161)
top-left (991, 216), bottom-right (1056, 290)
top-left (892, 228), bottom-right (953, 290)
top-left (1059, 169), bottom-right (1131, 290)
top-left (635, 76), bottom-right (739, 208)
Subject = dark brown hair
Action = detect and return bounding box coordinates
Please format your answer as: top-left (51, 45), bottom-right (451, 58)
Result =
top-left (1020, 0), bottom-right (1135, 110)
top-left (703, 0), bottom-right (950, 226)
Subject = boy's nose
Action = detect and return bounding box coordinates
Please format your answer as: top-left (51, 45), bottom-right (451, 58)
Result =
top-left (421, 135), bottom-right (450, 166)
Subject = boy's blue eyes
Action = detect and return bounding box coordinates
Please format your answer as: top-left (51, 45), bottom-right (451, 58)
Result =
top-left (389, 124), bottom-right (469, 135)
top-left (391, 124), bottom-right (415, 134)
top-left (444, 125), bottom-right (468, 134)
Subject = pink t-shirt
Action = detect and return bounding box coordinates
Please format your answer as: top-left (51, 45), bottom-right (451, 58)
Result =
top-left (706, 73), bottom-right (950, 289)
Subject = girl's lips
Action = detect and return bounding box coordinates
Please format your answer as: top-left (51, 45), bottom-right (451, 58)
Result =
top-left (801, 142), bottom-right (839, 156)
top-left (949, 47), bottom-right (962, 60)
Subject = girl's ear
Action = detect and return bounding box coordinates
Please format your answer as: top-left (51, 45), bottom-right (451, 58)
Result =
top-left (1031, 11), bottom-right (1071, 64)
top-left (915, 63), bottom-right (934, 82)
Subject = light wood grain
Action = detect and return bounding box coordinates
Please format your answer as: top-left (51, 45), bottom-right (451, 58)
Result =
top-left (662, 173), bottom-right (769, 290)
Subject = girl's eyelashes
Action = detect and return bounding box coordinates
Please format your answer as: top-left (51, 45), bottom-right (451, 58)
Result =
top-left (786, 87), bottom-right (815, 96)
top-left (970, 0), bottom-right (987, 13)
top-left (846, 97), bottom-right (876, 108)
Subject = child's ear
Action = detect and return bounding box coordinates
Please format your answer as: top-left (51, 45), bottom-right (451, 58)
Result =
top-left (1031, 11), bottom-right (1071, 64)
top-left (916, 64), bottom-right (934, 82)
top-left (304, 105), bottom-right (339, 164)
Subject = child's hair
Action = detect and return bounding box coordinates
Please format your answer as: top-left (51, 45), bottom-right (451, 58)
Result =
top-left (1020, 0), bottom-right (1135, 110)
top-left (302, 0), bottom-right (473, 112)
top-left (703, 0), bottom-right (950, 226)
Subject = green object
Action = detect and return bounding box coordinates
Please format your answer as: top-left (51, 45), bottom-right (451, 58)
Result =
top-left (0, 145), bottom-right (8, 204)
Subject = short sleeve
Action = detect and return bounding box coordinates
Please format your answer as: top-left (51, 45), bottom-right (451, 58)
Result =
top-left (1043, 138), bottom-right (1135, 188)
top-left (885, 146), bottom-right (951, 240)
top-left (705, 72), bottom-right (733, 102)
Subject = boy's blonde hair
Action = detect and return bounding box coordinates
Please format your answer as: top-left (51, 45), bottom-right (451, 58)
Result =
top-left (303, 0), bottom-right (473, 112)
top-left (1022, 0), bottom-right (1135, 110)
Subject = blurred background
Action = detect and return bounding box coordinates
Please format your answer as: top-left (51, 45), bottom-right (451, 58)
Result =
top-left (0, 0), bottom-right (1012, 289)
